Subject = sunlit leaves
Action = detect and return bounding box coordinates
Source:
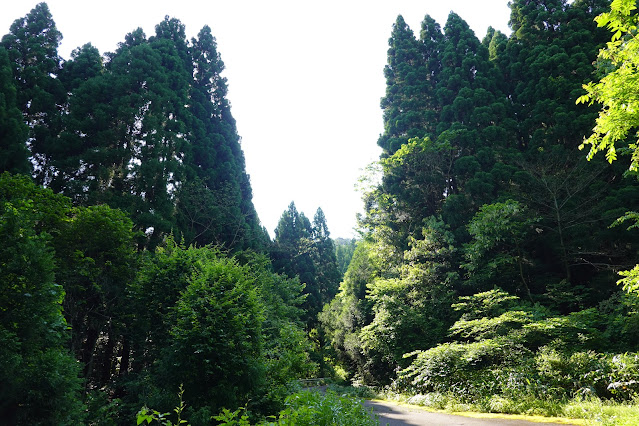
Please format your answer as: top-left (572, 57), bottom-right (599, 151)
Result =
top-left (577, 0), bottom-right (639, 171)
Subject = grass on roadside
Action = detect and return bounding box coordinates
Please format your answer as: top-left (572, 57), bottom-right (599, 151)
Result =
top-left (368, 388), bottom-right (639, 425)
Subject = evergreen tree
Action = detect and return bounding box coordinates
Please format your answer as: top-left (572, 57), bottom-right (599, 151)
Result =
top-left (418, 15), bottom-right (445, 137)
top-left (51, 43), bottom-right (106, 197)
top-left (312, 208), bottom-right (341, 303)
top-left (329, 1), bottom-right (639, 387)
top-left (1, 2), bottom-right (65, 185)
top-left (378, 16), bottom-right (431, 154)
top-left (0, 47), bottom-right (29, 174)
top-left (177, 25), bottom-right (266, 251)
top-left (1, 7), bottom-right (266, 252)
top-left (273, 203), bottom-right (317, 318)
top-left (505, 0), bottom-right (609, 150)
top-left (273, 203), bottom-right (343, 327)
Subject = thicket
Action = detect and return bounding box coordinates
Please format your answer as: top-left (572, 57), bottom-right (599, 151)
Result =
top-left (138, 389), bottom-right (378, 426)
top-left (0, 173), bottom-right (320, 424)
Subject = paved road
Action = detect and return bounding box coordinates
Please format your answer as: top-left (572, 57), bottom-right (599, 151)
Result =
top-left (365, 400), bottom-right (578, 426)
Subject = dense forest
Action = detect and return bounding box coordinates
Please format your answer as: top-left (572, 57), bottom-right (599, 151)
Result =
top-left (3, 0), bottom-right (639, 424)
top-left (0, 3), bottom-right (342, 424)
top-left (322, 0), bottom-right (639, 411)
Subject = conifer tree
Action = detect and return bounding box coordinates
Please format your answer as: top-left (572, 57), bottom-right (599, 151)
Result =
top-left (505, 0), bottom-right (609, 150)
top-left (273, 202), bottom-right (316, 287)
top-left (312, 208), bottom-right (341, 303)
top-left (378, 16), bottom-right (430, 155)
top-left (50, 43), bottom-right (106, 197)
top-left (273, 203), bottom-right (344, 326)
top-left (418, 15), bottom-right (445, 137)
top-left (177, 25), bottom-right (266, 251)
top-left (1, 2), bottom-right (65, 185)
top-left (0, 48), bottom-right (29, 174)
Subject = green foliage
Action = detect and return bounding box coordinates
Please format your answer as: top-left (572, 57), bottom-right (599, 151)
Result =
top-left (576, 0), bottom-right (639, 296)
top-left (160, 254), bottom-right (264, 412)
top-left (212, 407), bottom-right (251, 426)
top-left (398, 339), bottom-right (524, 398)
top-left (320, 241), bottom-right (380, 382)
top-left (396, 287), bottom-right (639, 411)
top-left (55, 204), bottom-right (138, 386)
top-left (0, 174), bottom-right (84, 424)
top-left (335, 238), bottom-right (358, 276)
top-left (0, 47), bottom-right (29, 174)
top-left (577, 0), bottom-right (639, 170)
top-left (124, 243), bottom-right (315, 420)
top-left (451, 288), bottom-right (520, 320)
top-left (137, 385), bottom-right (190, 425)
top-left (535, 349), bottom-right (639, 399)
top-left (347, 218), bottom-right (458, 383)
top-left (464, 200), bottom-right (539, 299)
top-left (1, 5), bottom-right (265, 251)
top-left (1, 2), bottom-right (65, 184)
top-left (241, 250), bottom-right (317, 412)
top-left (0, 173), bottom-right (314, 423)
top-left (378, 16), bottom-right (432, 154)
top-left (272, 203), bottom-right (341, 328)
top-left (139, 389), bottom-right (378, 426)
top-left (269, 390), bottom-right (378, 426)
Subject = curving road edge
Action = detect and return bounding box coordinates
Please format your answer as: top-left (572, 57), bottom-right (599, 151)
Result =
top-left (364, 400), bottom-right (582, 426)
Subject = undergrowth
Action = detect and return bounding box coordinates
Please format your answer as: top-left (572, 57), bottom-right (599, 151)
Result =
top-left (376, 389), bottom-right (639, 425)
top-left (138, 389), bottom-right (378, 425)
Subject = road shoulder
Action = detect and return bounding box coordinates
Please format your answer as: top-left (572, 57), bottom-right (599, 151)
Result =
top-left (365, 399), bottom-right (584, 426)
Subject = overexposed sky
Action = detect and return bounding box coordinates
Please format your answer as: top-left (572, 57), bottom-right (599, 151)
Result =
top-left (1, 1), bottom-right (512, 239)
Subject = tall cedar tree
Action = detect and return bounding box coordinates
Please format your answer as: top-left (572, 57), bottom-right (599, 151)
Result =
top-left (2, 4), bottom-right (265, 252)
top-left (0, 47), bottom-right (29, 174)
top-left (1, 2), bottom-right (65, 185)
top-left (273, 203), bottom-right (341, 327)
top-left (378, 16), bottom-right (430, 155)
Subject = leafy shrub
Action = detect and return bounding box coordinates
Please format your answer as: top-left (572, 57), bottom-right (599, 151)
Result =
top-left (270, 390), bottom-right (377, 426)
top-left (406, 393), bottom-right (447, 409)
top-left (0, 176), bottom-right (85, 424)
top-left (535, 348), bottom-right (639, 399)
top-left (158, 255), bottom-right (265, 416)
top-left (397, 339), bottom-right (528, 399)
top-left (140, 389), bottom-right (378, 425)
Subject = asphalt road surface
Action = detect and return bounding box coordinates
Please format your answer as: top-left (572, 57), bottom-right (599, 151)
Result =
top-left (365, 400), bottom-right (578, 426)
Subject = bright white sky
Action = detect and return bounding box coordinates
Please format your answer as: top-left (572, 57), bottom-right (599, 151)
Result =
top-left (2, 0), bottom-right (512, 239)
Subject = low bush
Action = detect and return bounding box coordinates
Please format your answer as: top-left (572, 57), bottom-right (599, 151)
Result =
top-left (138, 389), bottom-right (378, 425)
top-left (396, 338), bottom-right (529, 399)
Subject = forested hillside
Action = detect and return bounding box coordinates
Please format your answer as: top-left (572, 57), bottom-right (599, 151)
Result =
top-left (322, 0), bottom-right (639, 406)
